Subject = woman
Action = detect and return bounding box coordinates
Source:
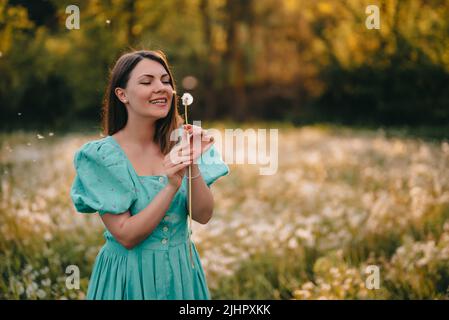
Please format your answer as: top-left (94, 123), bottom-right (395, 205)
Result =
top-left (70, 50), bottom-right (229, 300)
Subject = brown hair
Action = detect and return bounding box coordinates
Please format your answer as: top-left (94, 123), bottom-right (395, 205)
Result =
top-left (101, 50), bottom-right (183, 154)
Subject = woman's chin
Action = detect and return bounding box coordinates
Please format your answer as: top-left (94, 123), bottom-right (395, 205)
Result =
top-left (151, 110), bottom-right (170, 119)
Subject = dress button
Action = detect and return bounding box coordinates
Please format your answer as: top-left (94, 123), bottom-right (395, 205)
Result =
top-left (163, 226), bottom-right (169, 232)
top-left (161, 238), bottom-right (168, 244)
top-left (158, 176), bottom-right (164, 183)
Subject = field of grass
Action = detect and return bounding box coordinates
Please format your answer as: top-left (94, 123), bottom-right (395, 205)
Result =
top-left (1, 124), bottom-right (448, 299)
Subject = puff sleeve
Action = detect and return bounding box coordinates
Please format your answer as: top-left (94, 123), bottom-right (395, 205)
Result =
top-left (197, 143), bottom-right (230, 187)
top-left (70, 141), bottom-right (137, 215)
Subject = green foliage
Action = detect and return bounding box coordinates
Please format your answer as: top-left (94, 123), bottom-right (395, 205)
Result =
top-left (211, 248), bottom-right (315, 299)
top-left (1, 0), bottom-right (448, 125)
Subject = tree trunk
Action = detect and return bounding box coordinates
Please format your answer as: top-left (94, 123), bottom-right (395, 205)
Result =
top-left (200, 0), bottom-right (216, 119)
top-left (224, 0), bottom-right (248, 121)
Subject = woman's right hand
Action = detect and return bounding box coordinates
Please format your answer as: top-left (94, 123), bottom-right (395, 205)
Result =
top-left (163, 131), bottom-right (192, 190)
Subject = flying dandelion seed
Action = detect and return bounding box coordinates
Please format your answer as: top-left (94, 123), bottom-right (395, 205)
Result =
top-left (37, 134), bottom-right (44, 139)
top-left (106, 19), bottom-right (111, 24)
top-left (18, 112), bottom-right (22, 116)
top-left (48, 132), bottom-right (54, 137)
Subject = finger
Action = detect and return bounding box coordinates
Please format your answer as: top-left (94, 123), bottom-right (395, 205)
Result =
top-left (166, 159), bottom-right (192, 170)
top-left (191, 144), bottom-right (213, 162)
top-left (174, 147), bottom-right (193, 159)
top-left (166, 152), bottom-right (192, 168)
top-left (165, 154), bottom-right (191, 166)
top-left (202, 133), bottom-right (214, 142)
top-left (172, 138), bottom-right (191, 154)
top-left (171, 141), bottom-right (190, 153)
top-left (181, 145), bottom-right (194, 153)
top-left (188, 126), bottom-right (204, 138)
top-left (166, 161), bottom-right (191, 175)
top-left (166, 152), bottom-right (192, 163)
top-left (184, 124), bottom-right (201, 133)
top-left (169, 147), bottom-right (190, 161)
top-left (181, 127), bottom-right (190, 144)
top-left (173, 155), bottom-right (192, 165)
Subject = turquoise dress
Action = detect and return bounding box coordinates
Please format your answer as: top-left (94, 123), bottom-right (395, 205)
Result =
top-left (70, 133), bottom-right (229, 300)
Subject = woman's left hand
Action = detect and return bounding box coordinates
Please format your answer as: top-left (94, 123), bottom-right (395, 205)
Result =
top-left (182, 124), bottom-right (214, 163)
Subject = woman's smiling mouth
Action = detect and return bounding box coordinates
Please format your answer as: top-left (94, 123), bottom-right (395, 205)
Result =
top-left (148, 97), bottom-right (168, 107)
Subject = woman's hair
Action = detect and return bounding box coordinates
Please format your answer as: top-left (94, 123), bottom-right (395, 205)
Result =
top-left (101, 49), bottom-right (183, 154)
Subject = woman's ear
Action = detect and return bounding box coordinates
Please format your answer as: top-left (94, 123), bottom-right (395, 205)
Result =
top-left (114, 87), bottom-right (128, 104)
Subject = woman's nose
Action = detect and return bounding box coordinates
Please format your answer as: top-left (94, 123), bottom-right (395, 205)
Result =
top-left (153, 79), bottom-right (167, 93)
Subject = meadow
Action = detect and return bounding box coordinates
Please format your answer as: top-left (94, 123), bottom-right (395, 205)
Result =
top-left (1, 124), bottom-right (448, 299)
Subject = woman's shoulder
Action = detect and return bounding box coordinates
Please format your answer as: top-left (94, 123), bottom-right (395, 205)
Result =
top-left (74, 136), bottom-right (122, 167)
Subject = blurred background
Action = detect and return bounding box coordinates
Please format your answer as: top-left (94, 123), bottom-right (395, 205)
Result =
top-left (1, 0), bottom-right (449, 300)
top-left (1, 0), bottom-right (449, 131)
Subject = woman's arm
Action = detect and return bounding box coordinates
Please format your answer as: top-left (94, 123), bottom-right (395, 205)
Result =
top-left (190, 164), bottom-right (214, 224)
top-left (100, 184), bottom-right (179, 249)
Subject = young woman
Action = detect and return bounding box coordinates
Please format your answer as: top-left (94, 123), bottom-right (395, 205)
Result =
top-left (70, 50), bottom-right (229, 300)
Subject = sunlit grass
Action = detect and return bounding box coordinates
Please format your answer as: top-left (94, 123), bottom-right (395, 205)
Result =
top-left (1, 124), bottom-right (448, 299)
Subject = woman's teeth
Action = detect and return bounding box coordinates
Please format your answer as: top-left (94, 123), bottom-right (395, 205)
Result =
top-left (149, 99), bottom-right (167, 104)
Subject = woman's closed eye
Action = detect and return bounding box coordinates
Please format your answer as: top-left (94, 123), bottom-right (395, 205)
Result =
top-left (140, 80), bottom-right (171, 85)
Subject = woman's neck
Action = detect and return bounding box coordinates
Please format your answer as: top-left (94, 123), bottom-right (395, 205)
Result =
top-left (119, 116), bottom-right (157, 151)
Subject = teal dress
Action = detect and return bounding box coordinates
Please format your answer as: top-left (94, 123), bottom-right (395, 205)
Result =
top-left (70, 134), bottom-right (229, 300)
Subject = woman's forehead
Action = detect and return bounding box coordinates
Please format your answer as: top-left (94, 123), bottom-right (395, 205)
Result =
top-left (132, 59), bottom-right (168, 78)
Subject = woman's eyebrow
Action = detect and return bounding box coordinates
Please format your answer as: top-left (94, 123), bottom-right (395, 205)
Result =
top-left (138, 73), bottom-right (169, 79)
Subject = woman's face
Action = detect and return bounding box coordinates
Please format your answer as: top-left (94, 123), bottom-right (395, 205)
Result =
top-left (117, 58), bottom-right (174, 120)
